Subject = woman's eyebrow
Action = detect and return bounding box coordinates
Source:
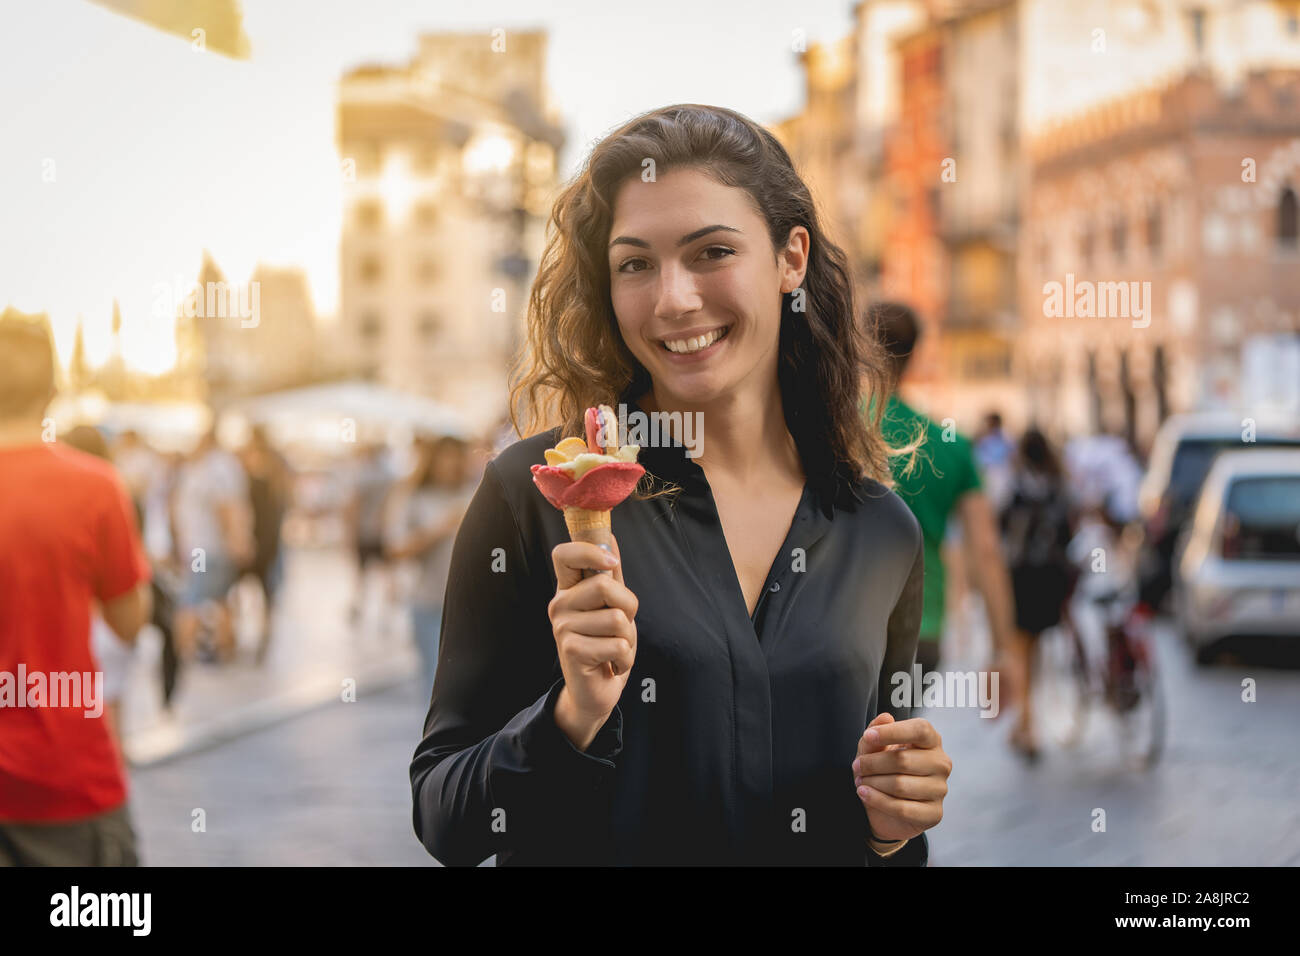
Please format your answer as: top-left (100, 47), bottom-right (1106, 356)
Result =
top-left (608, 224), bottom-right (742, 251)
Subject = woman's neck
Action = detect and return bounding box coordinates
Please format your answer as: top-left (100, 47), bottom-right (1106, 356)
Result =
top-left (637, 382), bottom-right (802, 486)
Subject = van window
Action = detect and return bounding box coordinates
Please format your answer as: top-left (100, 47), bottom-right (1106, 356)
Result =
top-left (1170, 437), bottom-right (1300, 509)
top-left (1222, 476), bottom-right (1300, 559)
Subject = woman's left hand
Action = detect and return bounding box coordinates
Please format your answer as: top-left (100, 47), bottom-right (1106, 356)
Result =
top-left (852, 712), bottom-right (951, 843)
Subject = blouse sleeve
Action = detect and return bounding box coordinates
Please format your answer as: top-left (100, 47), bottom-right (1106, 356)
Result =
top-left (867, 524), bottom-right (930, 867)
top-left (409, 459), bottom-right (623, 866)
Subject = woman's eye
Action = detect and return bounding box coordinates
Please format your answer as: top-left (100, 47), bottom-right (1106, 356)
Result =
top-left (616, 247), bottom-right (733, 273)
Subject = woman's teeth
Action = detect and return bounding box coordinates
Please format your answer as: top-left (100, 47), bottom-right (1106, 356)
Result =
top-left (662, 327), bottom-right (729, 353)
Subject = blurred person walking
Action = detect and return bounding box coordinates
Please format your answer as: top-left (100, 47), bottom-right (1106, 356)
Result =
top-left (0, 309), bottom-right (151, 866)
top-left (238, 425), bottom-right (292, 664)
top-left (61, 425), bottom-right (135, 757)
top-left (385, 435), bottom-right (477, 705)
top-left (974, 411), bottom-right (1016, 514)
top-left (346, 441), bottom-right (397, 630)
top-left (999, 428), bottom-right (1077, 763)
top-left (170, 427), bottom-right (253, 665)
top-left (151, 451), bottom-right (186, 707)
top-left (865, 302), bottom-right (1020, 696)
top-left (109, 431), bottom-right (185, 710)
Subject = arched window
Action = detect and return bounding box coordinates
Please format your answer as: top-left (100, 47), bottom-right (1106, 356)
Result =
top-left (1146, 202), bottom-right (1163, 259)
top-left (1278, 186), bottom-right (1298, 249)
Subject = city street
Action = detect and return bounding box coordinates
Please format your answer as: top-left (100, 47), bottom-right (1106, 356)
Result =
top-left (127, 676), bottom-right (437, 866)
top-left (119, 544), bottom-right (418, 765)
top-left (923, 616), bottom-right (1300, 866)
top-left (122, 606), bottom-right (1300, 866)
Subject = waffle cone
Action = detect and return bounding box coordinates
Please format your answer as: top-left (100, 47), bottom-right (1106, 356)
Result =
top-left (563, 506), bottom-right (612, 541)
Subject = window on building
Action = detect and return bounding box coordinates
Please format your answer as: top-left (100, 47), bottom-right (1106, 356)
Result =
top-left (1188, 8), bottom-right (1206, 55)
top-left (350, 141), bottom-right (382, 176)
top-left (417, 311), bottom-right (442, 343)
top-left (1279, 186), bottom-right (1298, 249)
top-left (1146, 203), bottom-right (1163, 259)
top-left (359, 312), bottom-right (383, 342)
top-left (413, 146), bottom-right (439, 175)
top-left (1111, 214), bottom-right (1127, 261)
top-left (355, 200), bottom-right (383, 230)
top-left (414, 202), bottom-right (439, 230)
top-left (415, 257), bottom-right (439, 285)
top-left (359, 255), bottom-right (382, 283)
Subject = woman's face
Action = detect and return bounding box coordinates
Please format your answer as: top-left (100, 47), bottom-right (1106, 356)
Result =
top-left (607, 167), bottom-right (807, 409)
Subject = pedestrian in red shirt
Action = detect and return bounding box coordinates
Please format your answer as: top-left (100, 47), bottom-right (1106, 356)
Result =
top-left (0, 307), bottom-right (152, 866)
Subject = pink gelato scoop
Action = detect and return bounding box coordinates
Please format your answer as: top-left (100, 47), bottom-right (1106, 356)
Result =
top-left (530, 404), bottom-right (644, 512)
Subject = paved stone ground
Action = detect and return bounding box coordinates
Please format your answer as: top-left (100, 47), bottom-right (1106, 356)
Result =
top-left (128, 676), bottom-right (439, 866)
top-left (125, 610), bottom-right (1300, 866)
top-left (923, 614), bottom-right (1300, 866)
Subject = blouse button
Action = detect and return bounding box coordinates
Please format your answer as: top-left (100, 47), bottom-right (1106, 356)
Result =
top-left (769, 582), bottom-right (780, 593)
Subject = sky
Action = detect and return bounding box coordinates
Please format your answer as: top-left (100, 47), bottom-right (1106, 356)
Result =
top-left (0, 0), bottom-right (856, 373)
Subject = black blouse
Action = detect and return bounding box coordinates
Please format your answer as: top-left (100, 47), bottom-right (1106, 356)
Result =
top-left (410, 396), bottom-right (928, 866)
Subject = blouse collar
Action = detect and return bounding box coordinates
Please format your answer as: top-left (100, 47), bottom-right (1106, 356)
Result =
top-left (615, 390), bottom-right (840, 525)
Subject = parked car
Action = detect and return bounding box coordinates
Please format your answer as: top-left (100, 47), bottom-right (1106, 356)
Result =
top-left (1173, 449), bottom-right (1300, 664)
top-left (1135, 412), bottom-right (1300, 611)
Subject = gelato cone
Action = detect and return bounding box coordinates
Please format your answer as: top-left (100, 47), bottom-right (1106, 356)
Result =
top-left (531, 404), bottom-right (643, 577)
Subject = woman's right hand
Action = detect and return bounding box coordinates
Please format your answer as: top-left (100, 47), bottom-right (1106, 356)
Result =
top-left (548, 533), bottom-right (637, 750)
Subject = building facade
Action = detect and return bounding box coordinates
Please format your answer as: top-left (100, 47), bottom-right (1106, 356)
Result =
top-left (336, 31), bottom-right (563, 432)
top-left (1021, 68), bottom-right (1300, 452)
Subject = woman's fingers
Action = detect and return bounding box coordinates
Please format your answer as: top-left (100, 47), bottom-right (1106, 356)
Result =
top-left (858, 717), bottom-right (942, 757)
top-left (852, 746), bottom-right (939, 777)
top-left (552, 541), bottom-right (619, 590)
top-left (550, 548), bottom-right (638, 623)
top-left (565, 607), bottom-right (636, 646)
top-left (857, 785), bottom-right (943, 828)
top-left (854, 771), bottom-right (948, 801)
top-left (557, 631), bottom-right (636, 673)
top-left (608, 532), bottom-right (624, 586)
top-left (565, 572), bottom-right (638, 619)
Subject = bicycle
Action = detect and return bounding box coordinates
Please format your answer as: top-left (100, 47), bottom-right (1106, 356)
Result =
top-left (1032, 527), bottom-right (1167, 770)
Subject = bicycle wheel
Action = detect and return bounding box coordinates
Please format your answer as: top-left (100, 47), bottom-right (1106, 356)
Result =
top-left (1032, 619), bottom-right (1090, 749)
top-left (1115, 630), bottom-right (1166, 771)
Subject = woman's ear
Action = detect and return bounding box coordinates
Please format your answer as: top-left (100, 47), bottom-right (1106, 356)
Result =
top-left (778, 225), bottom-right (810, 293)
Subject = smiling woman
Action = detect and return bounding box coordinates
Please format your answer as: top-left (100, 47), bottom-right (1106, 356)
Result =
top-left (410, 104), bottom-right (951, 866)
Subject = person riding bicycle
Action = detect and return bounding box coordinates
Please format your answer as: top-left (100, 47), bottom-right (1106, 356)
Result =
top-left (999, 428), bottom-right (1076, 763)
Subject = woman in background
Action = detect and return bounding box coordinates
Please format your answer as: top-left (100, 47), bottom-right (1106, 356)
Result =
top-left (999, 427), bottom-right (1076, 763)
top-left (386, 435), bottom-right (478, 706)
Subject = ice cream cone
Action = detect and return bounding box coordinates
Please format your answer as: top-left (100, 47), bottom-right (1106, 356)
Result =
top-left (533, 404), bottom-right (641, 578)
top-left (564, 506), bottom-right (613, 577)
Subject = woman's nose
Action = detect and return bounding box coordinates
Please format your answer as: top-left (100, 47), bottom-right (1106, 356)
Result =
top-left (653, 262), bottom-right (702, 318)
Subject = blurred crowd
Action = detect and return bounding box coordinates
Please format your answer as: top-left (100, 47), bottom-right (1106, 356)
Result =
top-left (61, 424), bottom-right (488, 745)
top-left (870, 301), bottom-right (1151, 763)
top-left (1, 304), bottom-right (493, 865)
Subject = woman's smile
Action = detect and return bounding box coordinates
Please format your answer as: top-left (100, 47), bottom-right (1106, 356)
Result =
top-left (656, 324), bottom-right (732, 361)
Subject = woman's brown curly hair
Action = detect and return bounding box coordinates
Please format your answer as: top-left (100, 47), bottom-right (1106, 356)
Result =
top-left (507, 103), bottom-right (906, 505)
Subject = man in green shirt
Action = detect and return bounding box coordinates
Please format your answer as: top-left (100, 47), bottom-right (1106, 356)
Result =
top-left (863, 302), bottom-right (1018, 686)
